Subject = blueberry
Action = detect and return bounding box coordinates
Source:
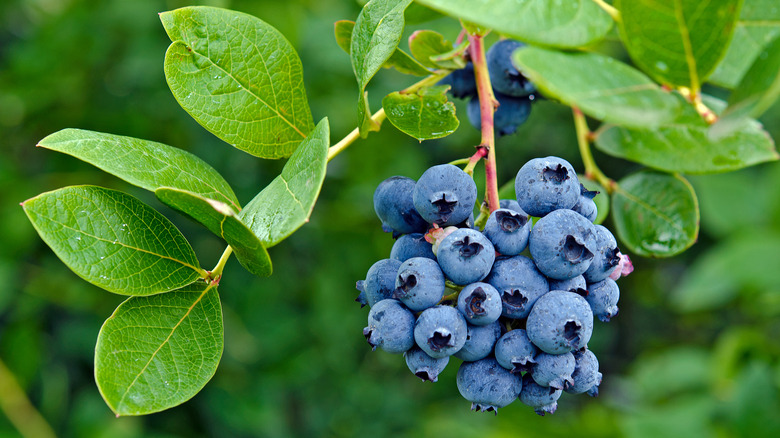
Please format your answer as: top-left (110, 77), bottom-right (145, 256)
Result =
top-left (467, 92), bottom-right (533, 137)
top-left (526, 291), bottom-right (594, 354)
top-left (495, 329), bottom-right (538, 373)
top-left (487, 39), bottom-right (535, 97)
top-left (355, 290), bottom-right (367, 307)
top-left (390, 233), bottom-right (436, 262)
top-left (438, 62), bottom-right (477, 99)
top-left (413, 164), bottom-right (477, 226)
top-left (456, 358), bottom-right (523, 413)
top-left (585, 278), bottom-right (620, 322)
top-left (394, 257), bottom-right (445, 312)
top-left (356, 259), bottom-right (403, 307)
top-left (499, 199), bottom-right (525, 214)
top-left (531, 351), bottom-right (576, 390)
top-left (515, 156), bottom-right (580, 217)
top-left (374, 176), bottom-right (429, 235)
top-left (484, 255), bottom-right (549, 319)
top-left (529, 209), bottom-right (598, 280)
top-left (483, 208), bottom-right (531, 256)
top-left (404, 347), bottom-right (450, 382)
top-left (519, 373), bottom-right (561, 416)
top-left (414, 305), bottom-right (468, 358)
top-left (456, 282), bottom-right (502, 326)
top-left (548, 275), bottom-right (587, 296)
top-left (572, 183), bottom-right (599, 222)
top-left (363, 299), bottom-right (416, 354)
top-left (436, 228), bottom-right (496, 285)
top-left (582, 225), bottom-right (621, 283)
top-left (564, 348), bottom-right (602, 396)
top-left (454, 321), bottom-right (502, 362)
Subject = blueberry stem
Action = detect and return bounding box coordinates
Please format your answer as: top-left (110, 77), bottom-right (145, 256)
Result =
top-left (205, 246), bottom-right (233, 285)
top-left (327, 72), bottom-right (449, 162)
top-left (572, 107), bottom-right (616, 193)
top-left (463, 146), bottom-right (488, 175)
top-left (678, 86), bottom-right (717, 124)
top-left (468, 31), bottom-right (500, 213)
top-left (0, 358), bottom-right (57, 437)
top-left (592, 0), bottom-right (620, 21)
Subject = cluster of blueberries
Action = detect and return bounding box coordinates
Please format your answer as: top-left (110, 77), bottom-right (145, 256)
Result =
top-left (356, 156), bottom-right (631, 415)
top-left (439, 39), bottom-right (536, 137)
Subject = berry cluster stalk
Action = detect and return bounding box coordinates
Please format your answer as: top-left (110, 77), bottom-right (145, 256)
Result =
top-left (468, 33), bottom-right (500, 213)
top-left (572, 107), bottom-right (615, 193)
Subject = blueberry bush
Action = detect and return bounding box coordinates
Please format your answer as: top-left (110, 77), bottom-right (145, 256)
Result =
top-left (4, 0), bottom-right (780, 436)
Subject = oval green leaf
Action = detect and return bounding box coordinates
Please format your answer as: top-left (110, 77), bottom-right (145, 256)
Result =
top-left (239, 118), bottom-right (329, 247)
top-left (334, 19), bottom-right (430, 76)
top-left (95, 283), bottom-right (223, 416)
top-left (22, 186), bottom-right (203, 295)
top-left (709, 0), bottom-right (780, 88)
top-left (616, 0), bottom-right (742, 89)
top-left (351, 0), bottom-right (413, 135)
top-left (37, 129), bottom-right (240, 210)
top-left (512, 47), bottom-right (681, 128)
top-left (611, 171), bottom-right (699, 257)
top-left (382, 86), bottom-right (459, 141)
top-left (595, 95), bottom-right (778, 174)
top-left (161, 6), bottom-right (314, 159)
top-left (155, 188), bottom-right (272, 277)
top-left (415, 0), bottom-right (613, 48)
top-left (408, 30), bottom-right (464, 70)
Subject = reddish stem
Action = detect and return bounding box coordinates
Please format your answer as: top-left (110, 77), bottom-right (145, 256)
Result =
top-left (468, 33), bottom-right (499, 213)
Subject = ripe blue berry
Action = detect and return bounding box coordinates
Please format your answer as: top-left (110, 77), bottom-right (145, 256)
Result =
top-left (585, 278), bottom-right (620, 322)
top-left (499, 199), bottom-right (525, 214)
top-left (414, 305), bottom-right (468, 359)
top-left (520, 373), bottom-right (561, 416)
top-left (485, 255), bottom-right (549, 319)
top-left (564, 349), bottom-right (602, 396)
top-left (456, 282), bottom-right (502, 326)
top-left (404, 347), bottom-right (450, 382)
top-left (454, 321), bottom-right (502, 362)
top-left (456, 358), bottom-right (523, 413)
top-left (394, 257), bottom-right (445, 312)
top-left (487, 39), bottom-right (535, 97)
top-left (494, 329), bottom-right (538, 373)
top-left (583, 225), bottom-right (620, 283)
top-left (526, 291), bottom-right (594, 354)
top-left (529, 208), bottom-right (598, 280)
top-left (483, 208), bottom-right (531, 256)
top-left (531, 351), bottom-right (576, 390)
top-left (467, 92), bottom-right (533, 137)
top-left (374, 176), bottom-right (428, 235)
top-left (548, 275), bottom-right (587, 295)
top-left (413, 164), bottom-right (477, 226)
top-left (515, 156), bottom-right (580, 217)
top-left (390, 233), bottom-right (435, 262)
top-left (364, 299), bottom-right (416, 354)
top-left (438, 62), bottom-right (477, 99)
top-left (356, 259), bottom-right (403, 307)
top-left (436, 228), bottom-right (496, 285)
top-left (572, 183), bottom-right (599, 222)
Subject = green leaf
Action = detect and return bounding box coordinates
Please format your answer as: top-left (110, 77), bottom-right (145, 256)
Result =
top-left (161, 6), bottom-right (314, 159)
top-left (408, 30), bottom-right (463, 70)
top-left (580, 178), bottom-right (610, 225)
top-left (611, 171), bottom-right (699, 257)
top-left (709, 0), bottom-right (780, 88)
top-left (382, 86), bottom-right (459, 140)
top-left (22, 186), bottom-right (203, 295)
top-left (616, 0), bottom-right (743, 88)
top-left (95, 283), bottom-right (223, 416)
top-left (37, 129), bottom-right (239, 210)
top-left (671, 233), bottom-right (780, 312)
top-left (239, 119), bottom-right (329, 247)
top-left (155, 188), bottom-right (272, 277)
top-left (595, 95), bottom-right (778, 174)
top-left (335, 19), bottom-right (430, 76)
top-left (712, 36), bottom-right (780, 136)
top-left (512, 47), bottom-right (681, 128)
top-left (351, 0), bottom-right (413, 136)
top-left (415, 0), bottom-right (613, 48)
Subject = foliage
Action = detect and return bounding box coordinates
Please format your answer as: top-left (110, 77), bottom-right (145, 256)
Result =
top-left (1, 0), bottom-right (780, 436)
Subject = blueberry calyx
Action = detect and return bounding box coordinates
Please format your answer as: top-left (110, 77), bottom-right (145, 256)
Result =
top-left (580, 183), bottom-right (599, 199)
top-left (542, 164), bottom-right (570, 184)
top-left (605, 247), bottom-right (621, 268)
top-left (415, 370), bottom-right (436, 382)
top-left (428, 330), bottom-right (454, 351)
top-left (465, 287), bottom-right (488, 317)
top-left (363, 327), bottom-right (377, 351)
top-left (563, 320), bottom-right (581, 346)
top-left (503, 289), bottom-right (528, 308)
top-left (431, 192), bottom-right (458, 218)
top-left (395, 274), bottom-right (418, 298)
top-left (454, 236), bottom-right (484, 258)
top-left (471, 403), bottom-right (498, 415)
top-left (496, 210), bottom-right (528, 232)
top-left (562, 235), bottom-right (594, 263)
top-left (510, 358), bottom-right (535, 374)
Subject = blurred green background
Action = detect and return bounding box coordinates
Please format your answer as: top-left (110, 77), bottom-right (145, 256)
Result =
top-left (2, 0), bottom-right (780, 437)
